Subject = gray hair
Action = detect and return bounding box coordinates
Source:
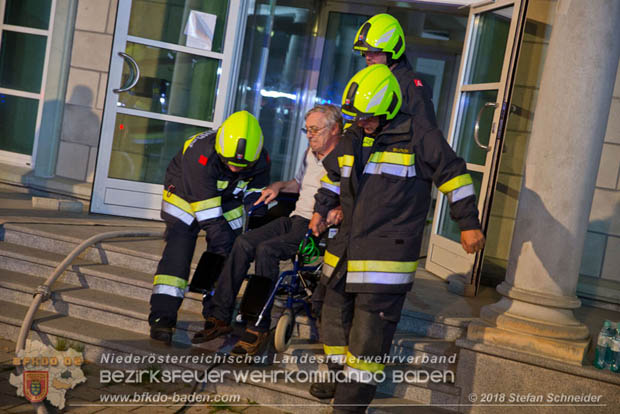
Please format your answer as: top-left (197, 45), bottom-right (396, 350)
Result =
top-left (305, 104), bottom-right (343, 134)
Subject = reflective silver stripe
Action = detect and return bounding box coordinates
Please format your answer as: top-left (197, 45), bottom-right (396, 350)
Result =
top-left (227, 217), bottom-right (243, 230)
top-left (343, 365), bottom-right (376, 384)
top-left (322, 263), bottom-right (335, 278)
top-left (363, 162), bottom-right (415, 178)
top-left (321, 182), bottom-right (340, 195)
top-left (162, 201), bottom-right (195, 225)
top-left (195, 206), bottom-right (223, 221)
top-left (448, 183), bottom-right (475, 203)
top-left (153, 284), bottom-right (186, 298)
top-left (326, 354), bottom-right (346, 364)
top-left (340, 166), bottom-right (352, 178)
top-left (244, 190), bottom-right (262, 200)
top-left (347, 271), bottom-right (414, 285)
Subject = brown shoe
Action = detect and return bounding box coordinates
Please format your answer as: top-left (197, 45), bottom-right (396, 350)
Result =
top-left (191, 316), bottom-right (232, 344)
top-left (230, 328), bottom-right (270, 356)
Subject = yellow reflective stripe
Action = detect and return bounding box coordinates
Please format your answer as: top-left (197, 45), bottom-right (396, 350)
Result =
top-left (191, 196), bottom-right (221, 212)
top-left (438, 174), bottom-right (473, 194)
top-left (324, 345), bottom-right (348, 356)
top-left (346, 351), bottom-right (385, 373)
top-left (342, 108), bottom-right (356, 118)
top-left (338, 155), bottom-right (354, 168)
top-left (368, 151), bottom-right (414, 166)
top-left (182, 133), bottom-right (202, 154)
top-left (344, 122), bottom-right (353, 130)
top-left (237, 181), bottom-right (249, 189)
top-left (348, 260), bottom-right (418, 273)
top-left (324, 250), bottom-right (340, 268)
top-left (153, 274), bottom-right (187, 288)
top-left (162, 191), bottom-right (193, 214)
top-left (246, 187), bottom-right (264, 194)
top-left (217, 180), bottom-right (229, 190)
top-left (320, 175), bottom-right (338, 186)
top-left (362, 137), bottom-right (375, 147)
top-left (223, 205), bottom-right (244, 221)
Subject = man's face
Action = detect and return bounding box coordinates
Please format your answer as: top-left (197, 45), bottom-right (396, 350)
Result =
top-left (364, 51), bottom-right (388, 66)
top-left (305, 112), bottom-right (335, 153)
top-left (357, 116), bottom-right (380, 135)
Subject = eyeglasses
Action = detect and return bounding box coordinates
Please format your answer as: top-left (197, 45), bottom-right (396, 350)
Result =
top-left (301, 125), bottom-right (328, 136)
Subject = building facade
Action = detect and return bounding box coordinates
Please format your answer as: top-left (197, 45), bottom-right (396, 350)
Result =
top-left (0, 0), bottom-right (618, 313)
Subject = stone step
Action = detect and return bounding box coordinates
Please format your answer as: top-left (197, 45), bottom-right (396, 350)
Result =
top-left (0, 269), bottom-right (207, 343)
top-left (0, 300), bottom-right (452, 413)
top-left (0, 241), bottom-right (205, 314)
top-left (2, 223), bottom-right (166, 274)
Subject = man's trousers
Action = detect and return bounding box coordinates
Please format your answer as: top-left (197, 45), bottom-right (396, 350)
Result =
top-left (206, 215), bottom-right (310, 331)
top-left (320, 269), bottom-right (406, 413)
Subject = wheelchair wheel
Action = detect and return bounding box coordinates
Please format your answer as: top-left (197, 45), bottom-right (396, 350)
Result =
top-left (274, 309), bottom-right (295, 352)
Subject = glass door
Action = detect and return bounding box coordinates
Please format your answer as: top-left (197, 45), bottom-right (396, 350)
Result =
top-left (425, 0), bottom-right (526, 293)
top-left (91, 0), bottom-right (245, 219)
top-left (303, 2), bottom-right (385, 126)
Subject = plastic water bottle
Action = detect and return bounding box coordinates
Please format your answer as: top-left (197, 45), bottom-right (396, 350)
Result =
top-left (609, 322), bottom-right (620, 373)
top-left (594, 320), bottom-right (613, 369)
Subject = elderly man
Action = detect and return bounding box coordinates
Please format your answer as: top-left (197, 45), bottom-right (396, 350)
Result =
top-left (192, 104), bottom-right (343, 356)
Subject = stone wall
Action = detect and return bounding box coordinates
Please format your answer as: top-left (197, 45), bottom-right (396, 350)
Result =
top-left (580, 66), bottom-right (620, 285)
top-left (55, 0), bottom-right (118, 182)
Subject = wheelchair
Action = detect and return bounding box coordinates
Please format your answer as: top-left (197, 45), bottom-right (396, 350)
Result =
top-left (237, 230), bottom-right (326, 353)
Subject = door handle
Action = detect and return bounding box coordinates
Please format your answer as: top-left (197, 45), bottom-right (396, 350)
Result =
top-left (474, 102), bottom-right (498, 152)
top-left (113, 52), bottom-right (140, 93)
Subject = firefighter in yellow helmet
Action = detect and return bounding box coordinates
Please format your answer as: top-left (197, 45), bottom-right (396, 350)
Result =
top-left (353, 13), bottom-right (438, 128)
top-left (149, 111), bottom-right (271, 344)
top-left (308, 65), bottom-right (485, 412)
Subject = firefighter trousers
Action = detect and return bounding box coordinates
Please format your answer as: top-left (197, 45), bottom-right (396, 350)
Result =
top-left (148, 219), bottom-right (201, 329)
top-left (320, 268), bottom-right (406, 413)
top-left (206, 215), bottom-right (310, 331)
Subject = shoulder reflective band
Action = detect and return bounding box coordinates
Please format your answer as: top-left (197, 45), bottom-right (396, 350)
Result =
top-left (347, 259), bottom-right (418, 285)
top-left (191, 196), bottom-right (223, 222)
top-left (217, 180), bottom-right (229, 190)
top-left (438, 174), bottom-right (475, 203)
top-left (162, 191), bottom-right (195, 225)
top-left (182, 132), bottom-right (203, 154)
top-left (322, 250), bottom-right (340, 278)
top-left (233, 180), bottom-right (249, 196)
top-left (320, 175), bottom-right (340, 195)
top-left (223, 205), bottom-right (244, 230)
top-left (346, 351), bottom-right (385, 373)
top-left (153, 274), bottom-right (188, 298)
top-left (338, 155), bottom-right (354, 178)
top-left (363, 151), bottom-right (415, 178)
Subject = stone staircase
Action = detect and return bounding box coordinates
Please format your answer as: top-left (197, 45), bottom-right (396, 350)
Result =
top-left (0, 221), bottom-right (465, 413)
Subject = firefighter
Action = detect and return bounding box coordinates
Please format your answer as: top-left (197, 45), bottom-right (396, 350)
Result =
top-left (191, 104), bottom-right (343, 354)
top-left (308, 65), bottom-right (485, 412)
top-left (149, 110), bottom-right (271, 344)
top-left (353, 13), bottom-right (438, 129)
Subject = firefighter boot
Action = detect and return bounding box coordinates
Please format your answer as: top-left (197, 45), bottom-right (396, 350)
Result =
top-left (150, 325), bottom-right (173, 345)
top-left (309, 363), bottom-right (342, 399)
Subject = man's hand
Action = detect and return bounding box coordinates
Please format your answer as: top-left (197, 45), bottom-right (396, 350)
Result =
top-left (255, 183), bottom-right (281, 205)
top-left (326, 206), bottom-right (343, 227)
top-left (460, 229), bottom-right (485, 254)
top-left (309, 212), bottom-right (328, 236)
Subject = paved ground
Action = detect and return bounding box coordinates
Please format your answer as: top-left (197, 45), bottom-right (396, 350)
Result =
top-left (0, 338), bottom-right (291, 414)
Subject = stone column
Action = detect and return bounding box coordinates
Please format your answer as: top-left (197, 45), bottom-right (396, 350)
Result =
top-left (468, 0), bottom-right (620, 365)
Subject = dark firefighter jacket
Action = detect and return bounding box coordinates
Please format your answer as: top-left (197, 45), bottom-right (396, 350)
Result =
top-left (314, 113), bottom-right (480, 294)
top-left (161, 131), bottom-right (270, 255)
top-left (391, 56), bottom-right (438, 128)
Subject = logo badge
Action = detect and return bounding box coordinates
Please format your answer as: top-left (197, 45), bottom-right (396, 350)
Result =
top-left (23, 371), bottom-right (48, 403)
top-left (414, 79), bottom-right (423, 87)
